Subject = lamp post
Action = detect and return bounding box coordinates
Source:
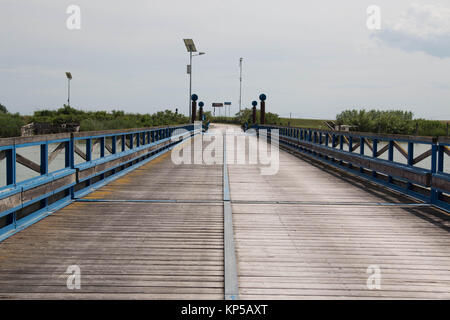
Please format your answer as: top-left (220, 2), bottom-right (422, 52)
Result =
top-left (65, 72), bottom-right (72, 106)
top-left (183, 39), bottom-right (205, 119)
top-left (239, 58), bottom-right (243, 113)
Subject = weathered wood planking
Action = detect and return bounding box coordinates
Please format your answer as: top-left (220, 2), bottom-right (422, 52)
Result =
top-left (83, 136), bottom-right (223, 201)
top-left (0, 134), bottom-right (224, 300)
top-left (228, 127), bottom-right (450, 299)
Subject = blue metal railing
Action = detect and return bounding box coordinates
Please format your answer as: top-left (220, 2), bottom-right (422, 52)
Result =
top-left (0, 123), bottom-right (199, 241)
top-left (254, 125), bottom-right (450, 212)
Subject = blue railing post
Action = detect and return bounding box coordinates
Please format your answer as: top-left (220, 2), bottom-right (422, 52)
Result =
top-left (407, 142), bottom-right (414, 190)
top-left (111, 136), bottom-right (117, 154)
top-left (121, 135), bottom-right (126, 152)
top-left (388, 140), bottom-right (394, 183)
top-left (40, 143), bottom-right (48, 175)
top-left (86, 138), bottom-right (92, 162)
top-left (348, 136), bottom-right (353, 169)
top-left (437, 144), bottom-right (444, 173)
top-left (100, 137), bottom-right (105, 158)
top-left (360, 137), bottom-right (365, 173)
top-left (6, 147), bottom-right (16, 186)
top-left (129, 134), bottom-right (134, 149)
top-left (372, 139), bottom-right (378, 178)
top-left (65, 136), bottom-right (74, 169)
top-left (40, 143), bottom-right (49, 208)
top-left (431, 143), bottom-right (438, 203)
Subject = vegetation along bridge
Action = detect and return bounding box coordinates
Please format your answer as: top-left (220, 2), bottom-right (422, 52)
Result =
top-left (0, 121), bottom-right (449, 299)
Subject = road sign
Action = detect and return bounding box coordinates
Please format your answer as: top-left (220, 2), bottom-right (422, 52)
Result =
top-left (212, 103), bottom-right (223, 107)
top-left (224, 102), bottom-right (231, 106)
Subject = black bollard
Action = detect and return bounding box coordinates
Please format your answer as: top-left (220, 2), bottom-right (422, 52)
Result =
top-left (198, 101), bottom-right (204, 121)
top-left (191, 94), bottom-right (198, 123)
top-left (252, 101), bottom-right (257, 124)
top-left (259, 94), bottom-right (266, 125)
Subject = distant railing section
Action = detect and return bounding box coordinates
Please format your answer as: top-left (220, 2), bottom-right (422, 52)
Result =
top-left (255, 125), bottom-right (450, 212)
top-left (0, 123), bottom-right (200, 240)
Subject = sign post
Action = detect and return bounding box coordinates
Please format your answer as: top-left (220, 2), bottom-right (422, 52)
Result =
top-left (212, 103), bottom-right (223, 117)
top-left (224, 102), bottom-right (232, 117)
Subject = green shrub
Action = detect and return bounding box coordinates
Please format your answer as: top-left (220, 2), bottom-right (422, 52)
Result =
top-left (335, 109), bottom-right (447, 136)
top-left (0, 113), bottom-right (25, 137)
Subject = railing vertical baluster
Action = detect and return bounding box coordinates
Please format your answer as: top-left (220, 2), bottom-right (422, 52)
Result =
top-left (40, 142), bottom-right (49, 208)
top-left (65, 135), bottom-right (74, 169)
top-left (86, 138), bottom-right (92, 162)
top-left (348, 136), bottom-right (353, 169)
top-left (388, 140), bottom-right (394, 183)
top-left (40, 143), bottom-right (48, 175)
top-left (372, 139), bottom-right (378, 178)
top-left (360, 137), bottom-right (365, 173)
top-left (129, 134), bottom-right (134, 149)
top-left (85, 138), bottom-right (92, 187)
top-left (100, 137), bottom-right (105, 158)
top-left (431, 143), bottom-right (438, 203)
top-left (6, 147), bottom-right (16, 186)
top-left (111, 136), bottom-right (117, 154)
top-left (407, 142), bottom-right (414, 190)
top-left (121, 135), bottom-right (126, 152)
top-left (437, 144), bottom-right (444, 173)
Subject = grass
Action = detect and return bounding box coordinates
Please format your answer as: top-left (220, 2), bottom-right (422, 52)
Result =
top-left (278, 118), bottom-right (330, 129)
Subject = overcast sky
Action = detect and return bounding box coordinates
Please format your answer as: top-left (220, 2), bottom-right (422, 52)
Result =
top-left (1, 0), bottom-right (449, 119)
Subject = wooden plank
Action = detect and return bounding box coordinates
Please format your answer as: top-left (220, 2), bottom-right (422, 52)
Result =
top-left (15, 153), bottom-right (41, 173)
top-left (48, 142), bottom-right (66, 164)
top-left (376, 144), bottom-right (390, 157)
top-left (393, 141), bottom-right (408, 159)
top-left (412, 149), bottom-right (432, 165)
top-left (364, 138), bottom-right (374, 152)
top-left (74, 145), bottom-right (87, 160)
top-left (227, 124), bottom-right (450, 299)
top-left (443, 146), bottom-right (450, 157)
top-left (0, 132), bottom-right (224, 300)
top-left (351, 142), bottom-right (360, 152)
top-left (0, 192), bottom-right (21, 213)
top-left (105, 144), bottom-right (113, 154)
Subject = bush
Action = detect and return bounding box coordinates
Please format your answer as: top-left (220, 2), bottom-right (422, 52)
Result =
top-left (0, 113), bottom-right (25, 137)
top-left (336, 109), bottom-right (449, 136)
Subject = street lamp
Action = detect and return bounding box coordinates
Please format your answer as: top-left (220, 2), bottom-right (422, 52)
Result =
top-left (183, 39), bottom-right (205, 119)
top-left (65, 72), bottom-right (72, 106)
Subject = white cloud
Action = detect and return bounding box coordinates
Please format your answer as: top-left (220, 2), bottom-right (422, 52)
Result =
top-left (374, 3), bottom-right (450, 58)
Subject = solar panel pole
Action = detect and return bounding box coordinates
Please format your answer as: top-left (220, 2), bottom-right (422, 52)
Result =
top-left (239, 58), bottom-right (243, 113)
top-left (65, 72), bottom-right (72, 106)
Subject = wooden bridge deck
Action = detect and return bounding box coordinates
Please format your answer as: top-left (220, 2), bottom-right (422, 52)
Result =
top-left (0, 124), bottom-right (450, 299)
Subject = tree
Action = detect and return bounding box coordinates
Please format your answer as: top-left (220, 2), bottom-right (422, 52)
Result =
top-left (0, 103), bottom-right (8, 114)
